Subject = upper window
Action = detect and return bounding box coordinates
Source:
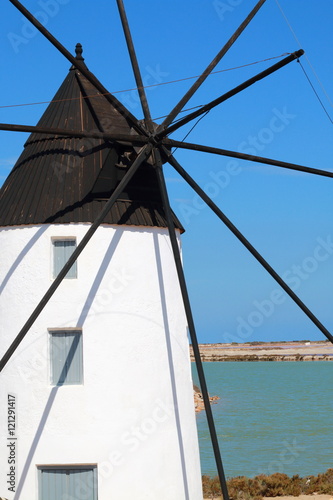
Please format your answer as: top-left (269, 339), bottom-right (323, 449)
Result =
top-left (38, 466), bottom-right (97, 500)
top-left (52, 238), bottom-right (77, 279)
top-left (50, 330), bottom-right (83, 386)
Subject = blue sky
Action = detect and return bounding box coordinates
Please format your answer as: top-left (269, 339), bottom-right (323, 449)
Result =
top-left (1, 0), bottom-right (333, 343)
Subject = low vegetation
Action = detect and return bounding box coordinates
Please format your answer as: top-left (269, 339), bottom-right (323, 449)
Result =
top-left (202, 469), bottom-right (333, 499)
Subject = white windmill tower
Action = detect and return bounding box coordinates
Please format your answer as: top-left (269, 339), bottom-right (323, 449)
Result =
top-left (0, 42), bottom-right (204, 500)
top-left (2, 1), bottom-right (333, 500)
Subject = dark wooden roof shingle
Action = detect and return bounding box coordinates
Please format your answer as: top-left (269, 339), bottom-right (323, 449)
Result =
top-left (0, 48), bottom-right (183, 232)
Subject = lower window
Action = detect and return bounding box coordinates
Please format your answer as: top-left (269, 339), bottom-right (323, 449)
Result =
top-left (49, 330), bottom-right (83, 386)
top-left (38, 466), bottom-right (97, 500)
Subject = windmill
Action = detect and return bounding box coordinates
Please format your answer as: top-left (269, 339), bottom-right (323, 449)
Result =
top-left (1, 1), bottom-right (332, 499)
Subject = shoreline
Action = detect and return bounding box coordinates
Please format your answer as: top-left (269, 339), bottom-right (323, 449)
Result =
top-left (190, 340), bottom-right (333, 362)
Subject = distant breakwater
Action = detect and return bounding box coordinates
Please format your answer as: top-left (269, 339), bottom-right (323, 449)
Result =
top-left (190, 353), bottom-right (333, 362)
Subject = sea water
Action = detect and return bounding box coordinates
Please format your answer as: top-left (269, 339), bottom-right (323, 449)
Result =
top-left (192, 362), bottom-right (333, 478)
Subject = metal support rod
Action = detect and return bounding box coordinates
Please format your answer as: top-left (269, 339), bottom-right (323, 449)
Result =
top-left (8, 0), bottom-right (147, 137)
top-left (0, 144), bottom-right (153, 372)
top-left (0, 123), bottom-right (148, 146)
top-left (163, 147), bottom-right (333, 345)
top-left (158, 50), bottom-right (304, 139)
top-left (116, 0), bottom-right (153, 129)
top-left (163, 138), bottom-right (333, 179)
top-left (157, 0), bottom-right (267, 132)
top-left (153, 148), bottom-right (230, 500)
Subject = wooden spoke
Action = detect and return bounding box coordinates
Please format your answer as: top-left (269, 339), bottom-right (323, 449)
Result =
top-left (9, 0), bottom-right (148, 136)
top-left (157, 0), bottom-right (267, 132)
top-left (0, 144), bottom-right (153, 372)
top-left (0, 123), bottom-right (148, 145)
top-left (163, 138), bottom-right (333, 179)
top-left (154, 148), bottom-right (230, 500)
top-left (158, 50), bottom-right (304, 139)
top-left (116, 0), bottom-right (153, 128)
top-left (162, 146), bottom-right (333, 344)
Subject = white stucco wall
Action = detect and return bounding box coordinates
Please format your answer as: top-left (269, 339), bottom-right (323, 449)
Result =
top-left (0, 223), bottom-right (202, 500)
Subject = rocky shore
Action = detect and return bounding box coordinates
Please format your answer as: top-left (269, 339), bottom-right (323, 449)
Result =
top-left (190, 340), bottom-right (333, 362)
top-left (193, 384), bottom-right (219, 413)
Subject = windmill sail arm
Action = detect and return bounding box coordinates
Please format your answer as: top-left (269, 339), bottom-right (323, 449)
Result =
top-left (157, 0), bottom-right (268, 132)
top-left (163, 146), bottom-right (333, 344)
top-left (0, 123), bottom-right (148, 146)
top-left (158, 49), bottom-right (304, 139)
top-left (163, 138), bottom-right (333, 179)
top-left (0, 144), bottom-right (153, 373)
top-left (116, 0), bottom-right (153, 128)
top-left (9, 0), bottom-right (148, 137)
top-left (153, 148), bottom-right (230, 499)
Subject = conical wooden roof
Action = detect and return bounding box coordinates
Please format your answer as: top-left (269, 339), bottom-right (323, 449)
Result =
top-left (0, 45), bottom-right (183, 231)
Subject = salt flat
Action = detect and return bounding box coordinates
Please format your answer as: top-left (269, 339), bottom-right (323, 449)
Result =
top-left (191, 341), bottom-right (333, 361)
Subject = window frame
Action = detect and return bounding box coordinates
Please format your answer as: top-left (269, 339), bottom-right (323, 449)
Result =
top-left (51, 237), bottom-right (78, 279)
top-left (49, 329), bottom-right (84, 386)
top-left (37, 465), bottom-right (98, 500)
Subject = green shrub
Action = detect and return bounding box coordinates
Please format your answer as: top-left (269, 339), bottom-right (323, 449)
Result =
top-left (202, 468), bottom-right (333, 499)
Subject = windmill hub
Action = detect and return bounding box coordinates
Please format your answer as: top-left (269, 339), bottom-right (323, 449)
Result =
top-left (135, 120), bottom-right (171, 163)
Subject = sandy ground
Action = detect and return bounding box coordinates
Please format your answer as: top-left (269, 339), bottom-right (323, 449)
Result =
top-left (204, 496), bottom-right (333, 500)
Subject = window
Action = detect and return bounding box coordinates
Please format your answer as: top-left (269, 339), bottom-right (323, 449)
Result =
top-left (38, 466), bottom-right (97, 500)
top-left (53, 239), bottom-right (77, 279)
top-left (50, 330), bottom-right (83, 385)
